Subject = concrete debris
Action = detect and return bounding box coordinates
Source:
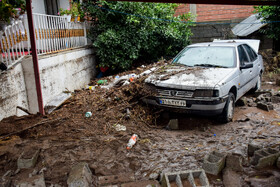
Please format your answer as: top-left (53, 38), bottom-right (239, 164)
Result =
top-left (15, 175), bottom-right (46, 187)
top-left (257, 102), bottom-right (274, 111)
top-left (271, 95), bottom-right (280, 103)
top-left (246, 171), bottom-right (280, 187)
top-left (17, 150), bottom-right (40, 169)
top-left (148, 172), bottom-right (159, 180)
top-left (251, 147), bottom-right (280, 169)
top-left (67, 162), bottom-right (93, 187)
top-left (113, 124), bottom-right (126, 132)
top-left (98, 174), bottom-right (135, 186)
top-left (167, 119), bottom-right (179, 130)
top-left (161, 169), bottom-right (210, 187)
top-left (248, 139), bottom-right (264, 157)
top-left (121, 180), bottom-right (160, 187)
top-left (226, 154), bottom-right (243, 172)
top-left (202, 151), bottom-right (226, 175)
top-left (222, 168), bottom-right (242, 187)
top-left (277, 157), bottom-right (280, 169)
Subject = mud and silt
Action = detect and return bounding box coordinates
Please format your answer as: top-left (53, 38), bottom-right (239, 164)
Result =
top-left (0, 61), bottom-right (280, 186)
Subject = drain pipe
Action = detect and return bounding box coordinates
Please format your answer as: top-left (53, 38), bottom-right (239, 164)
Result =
top-left (26, 0), bottom-right (45, 115)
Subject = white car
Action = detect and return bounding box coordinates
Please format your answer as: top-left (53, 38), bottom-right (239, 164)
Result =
top-left (143, 40), bottom-right (264, 122)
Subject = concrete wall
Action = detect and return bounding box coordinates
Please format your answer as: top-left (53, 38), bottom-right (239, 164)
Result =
top-left (0, 63), bottom-right (29, 120)
top-left (0, 47), bottom-right (96, 120)
top-left (59, 0), bottom-right (70, 10)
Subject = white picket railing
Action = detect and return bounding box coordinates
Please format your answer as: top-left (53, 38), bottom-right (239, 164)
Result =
top-left (0, 13), bottom-right (90, 69)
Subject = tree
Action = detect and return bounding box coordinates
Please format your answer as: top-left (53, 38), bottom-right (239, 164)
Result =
top-left (255, 6), bottom-right (280, 50)
top-left (83, 0), bottom-right (193, 71)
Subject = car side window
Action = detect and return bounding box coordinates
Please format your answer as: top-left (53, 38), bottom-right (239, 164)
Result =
top-left (237, 45), bottom-right (250, 66)
top-left (243, 44), bottom-right (257, 62)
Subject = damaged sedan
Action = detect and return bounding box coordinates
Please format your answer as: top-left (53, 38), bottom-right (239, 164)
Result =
top-left (143, 40), bottom-right (264, 122)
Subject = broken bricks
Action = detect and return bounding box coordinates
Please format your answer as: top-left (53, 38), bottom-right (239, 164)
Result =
top-left (161, 169), bottom-right (209, 187)
top-left (17, 149), bottom-right (40, 169)
top-left (202, 151), bottom-right (226, 175)
top-left (67, 162), bottom-right (93, 187)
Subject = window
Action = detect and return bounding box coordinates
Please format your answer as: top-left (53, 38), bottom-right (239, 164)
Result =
top-left (237, 45), bottom-right (249, 66)
top-left (45, 0), bottom-right (59, 15)
top-left (243, 44), bottom-right (257, 62)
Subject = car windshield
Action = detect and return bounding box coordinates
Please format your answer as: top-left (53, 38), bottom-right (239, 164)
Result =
top-left (173, 46), bottom-right (236, 68)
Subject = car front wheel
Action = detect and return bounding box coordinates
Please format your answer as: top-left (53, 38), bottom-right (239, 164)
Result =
top-left (220, 92), bottom-right (235, 123)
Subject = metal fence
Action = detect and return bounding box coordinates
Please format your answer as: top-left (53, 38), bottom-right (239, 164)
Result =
top-left (0, 13), bottom-right (89, 69)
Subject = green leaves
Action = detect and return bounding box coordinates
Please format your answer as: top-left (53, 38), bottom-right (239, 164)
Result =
top-left (84, 1), bottom-right (193, 71)
top-left (255, 6), bottom-right (280, 41)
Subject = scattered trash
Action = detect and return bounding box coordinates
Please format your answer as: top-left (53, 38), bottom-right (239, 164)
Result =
top-left (125, 108), bottom-right (131, 120)
top-left (97, 80), bottom-right (108, 85)
top-left (127, 134), bottom-right (138, 150)
top-left (214, 134), bottom-right (216, 137)
top-left (113, 124), bottom-right (126, 132)
top-left (115, 75), bottom-right (120, 79)
top-left (85, 112), bottom-right (92, 118)
top-left (86, 85), bottom-right (95, 90)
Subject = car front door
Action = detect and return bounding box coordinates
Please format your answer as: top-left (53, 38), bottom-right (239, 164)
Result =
top-left (237, 45), bottom-right (252, 97)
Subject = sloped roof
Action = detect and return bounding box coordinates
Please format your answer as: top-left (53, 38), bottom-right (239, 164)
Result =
top-left (232, 14), bottom-right (267, 37)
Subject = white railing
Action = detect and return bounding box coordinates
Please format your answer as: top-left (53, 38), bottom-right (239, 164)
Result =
top-left (0, 13), bottom-right (90, 69)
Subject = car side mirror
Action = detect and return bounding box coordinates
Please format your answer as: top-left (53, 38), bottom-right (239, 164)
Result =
top-left (240, 63), bottom-right (253, 69)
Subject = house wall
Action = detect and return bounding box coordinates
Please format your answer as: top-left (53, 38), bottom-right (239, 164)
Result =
top-left (59, 0), bottom-right (70, 10)
top-left (0, 47), bottom-right (96, 120)
top-left (32, 0), bottom-right (46, 14)
top-left (175, 4), bottom-right (254, 22)
top-left (0, 63), bottom-right (29, 121)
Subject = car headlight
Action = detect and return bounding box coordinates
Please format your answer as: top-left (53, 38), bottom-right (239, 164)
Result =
top-left (193, 89), bottom-right (219, 97)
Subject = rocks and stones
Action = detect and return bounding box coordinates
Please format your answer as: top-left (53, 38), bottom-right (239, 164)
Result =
top-left (257, 102), bottom-right (274, 111)
top-left (246, 171), bottom-right (280, 187)
top-left (202, 151), bottom-right (226, 175)
top-left (226, 153), bottom-right (243, 172)
top-left (17, 150), bottom-right (40, 169)
top-left (167, 119), bottom-right (179, 130)
top-left (276, 79), bottom-right (280, 86)
top-left (15, 175), bottom-right (46, 187)
top-left (255, 90), bottom-right (274, 98)
top-left (149, 172), bottom-right (159, 180)
top-left (67, 162), bottom-right (93, 187)
top-left (222, 168), bottom-right (242, 187)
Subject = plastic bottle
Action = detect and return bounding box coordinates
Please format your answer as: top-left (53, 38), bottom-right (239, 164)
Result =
top-left (127, 134), bottom-right (138, 150)
top-left (85, 112), bottom-right (92, 118)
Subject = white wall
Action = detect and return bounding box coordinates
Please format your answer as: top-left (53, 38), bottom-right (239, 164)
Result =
top-left (0, 63), bottom-right (29, 120)
top-left (32, 0), bottom-right (46, 14)
top-left (22, 47), bottom-right (96, 114)
top-left (0, 47), bottom-right (96, 120)
top-left (59, 0), bottom-right (70, 10)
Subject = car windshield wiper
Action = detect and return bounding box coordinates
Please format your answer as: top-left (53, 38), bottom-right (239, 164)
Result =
top-left (194, 64), bottom-right (227, 68)
top-left (172, 63), bottom-right (193, 67)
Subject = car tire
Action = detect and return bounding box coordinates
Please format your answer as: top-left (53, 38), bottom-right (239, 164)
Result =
top-left (220, 92), bottom-right (235, 123)
top-left (251, 74), bottom-right (261, 92)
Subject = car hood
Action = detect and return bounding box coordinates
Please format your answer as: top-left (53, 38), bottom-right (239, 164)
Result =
top-left (145, 65), bottom-right (235, 90)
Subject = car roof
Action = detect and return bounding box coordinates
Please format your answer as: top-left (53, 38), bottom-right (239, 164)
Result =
top-left (188, 42), bottom-right (243, 48)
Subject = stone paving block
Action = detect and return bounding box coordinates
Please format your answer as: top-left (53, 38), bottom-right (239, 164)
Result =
top-left (168, 119), bottom-right (178, 130)
top-left (251, 148), bottom-right (280, 169)
top-left (257, 102), bottom-right (274, 111)
top-left (98, 174), bottom-right (135, 186)
top-left (15, 175), bottom-right (46, 187)
top-left (226, 153), bottom-right (243, 172)
top-left (277, 157), bottom-right (280, 169)
top-left (17, 150), bottom-right (40, 169)
top-left (161, 169), bottom-right (209, 187)
top-left (67, 162), bottom-right (93, 187)
top-left (121, 180), bottom-right (160, 187)
top-left (202, 151), bottom-right (226, 175)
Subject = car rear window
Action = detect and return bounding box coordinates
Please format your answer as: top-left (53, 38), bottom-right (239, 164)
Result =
top-left (173, 46), bottom-right (236, 68)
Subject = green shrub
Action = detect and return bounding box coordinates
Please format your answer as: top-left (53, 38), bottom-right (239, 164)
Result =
top-left (83, 0), bottom-right (193, 71)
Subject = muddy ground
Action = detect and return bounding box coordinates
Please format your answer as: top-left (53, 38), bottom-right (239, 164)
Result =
top-left (1, 60), bottom-right (280, 186)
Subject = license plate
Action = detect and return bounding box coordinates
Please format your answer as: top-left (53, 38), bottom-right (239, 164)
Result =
top-left (159, 98), bottom-right (186, 107)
